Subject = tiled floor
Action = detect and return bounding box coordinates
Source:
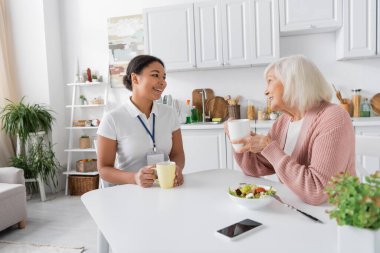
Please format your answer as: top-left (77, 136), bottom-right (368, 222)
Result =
top-left (0, 192), bottom-right (97, 252)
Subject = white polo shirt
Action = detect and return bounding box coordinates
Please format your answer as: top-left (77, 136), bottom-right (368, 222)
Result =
top-left (97, 97), bottom-right (180, 172)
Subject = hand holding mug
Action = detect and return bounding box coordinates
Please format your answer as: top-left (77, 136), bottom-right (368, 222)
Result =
top-left (134, 165), bottom-right (156, 188)
top-left (232, 133), bottom-right (270, 153)
top-left (174, 165), bottom-right (184, 187)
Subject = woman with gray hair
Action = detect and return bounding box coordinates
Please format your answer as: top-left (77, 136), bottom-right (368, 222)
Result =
top-left (226, 55), bottom-right (356, 205)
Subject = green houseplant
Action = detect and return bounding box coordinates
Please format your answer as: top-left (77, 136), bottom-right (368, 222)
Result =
top-left (325, 172), bottom-right (380, 253)
top-left (1, 97), bottom-right (60, 190)
top-left (0, 97), bottom-right (55, 148)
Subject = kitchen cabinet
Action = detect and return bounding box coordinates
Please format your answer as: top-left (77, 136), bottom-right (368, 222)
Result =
top-left (181, 128), bottom-right (227, 174)
top-left (143, 4), bottom-right (196, 70)
top-left (182, 118), bottom-right (380, 181)
top-left (279, 0), bottom-right (342, 35)
top-left (354, 122), bottom-right (380, 178)
top-left (336, 0), bottom-right (378, 60)
top-left (194, 0), bottom-right (279, 68)
top-left (193, 1), bottom-right (224, 68)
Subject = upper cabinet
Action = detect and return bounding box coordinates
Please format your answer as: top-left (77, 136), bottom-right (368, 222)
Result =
top-left (279, 0), bottom-right (342, 35)
top-left (143, 4), bottom-right (196, 70)
top-left (250, 0), bottom-right (280, 64)
top-left (145, 0), bottom-right (279, 71)
top-left (336, 0), bottom-right (378, 60)
top-left (220, 0), bottom-right (252, 67)
top-left (194, 1), bottom-right (224, 68)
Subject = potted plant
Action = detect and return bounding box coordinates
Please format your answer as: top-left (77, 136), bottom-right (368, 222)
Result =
top-left (0, 97), bottom-right (55, 154)
top-left (325, 172), bottom-right (380, 253)
top-left (79, 95), bottom-right (88, 105)
top-left (1, 97), bottom-right (60, 191)
top-left (91, 74), bottom-right (98, 82)
top-left (10, 137), bottom-right (61, 193)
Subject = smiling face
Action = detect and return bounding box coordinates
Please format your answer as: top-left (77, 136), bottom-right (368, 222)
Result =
top-left (264, 69), bottom-right (285, 112)
top-left (132, 61), bottom-right (167, 101)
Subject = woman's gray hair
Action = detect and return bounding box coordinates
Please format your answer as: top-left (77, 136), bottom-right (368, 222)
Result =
top-left (264, 55), bottom-right (332, 113)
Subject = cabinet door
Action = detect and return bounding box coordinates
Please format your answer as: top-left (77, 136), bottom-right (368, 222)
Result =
top-left (250, 0), bottom-right (279, 65)
top-left (279, 0), bottom-right (342, 34)
top-left (144, 4), bottom-right (196, 70)
top-left (221, 0), bottom-right (252, 66)
top-left (336, 0), bottom-right (376, 59)
top-left (181, 129), bottom-right (226, 174)
top-left (194, 1), bottom-right (224, 68)
top-left (355, 126), bottom-right (380, 178)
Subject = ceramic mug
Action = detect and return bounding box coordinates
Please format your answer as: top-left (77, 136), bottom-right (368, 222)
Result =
top-left (156, 161), bottom-right (176, 189)
top-left (228, 119), bottom-right (251, 150)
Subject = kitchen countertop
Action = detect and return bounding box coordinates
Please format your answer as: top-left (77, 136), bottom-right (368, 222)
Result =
top-left (180, 117), bottom-right (380, 130)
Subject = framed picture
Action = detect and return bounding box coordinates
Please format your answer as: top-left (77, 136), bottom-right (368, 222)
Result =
top-left (108, 14), bottom-right (144, 88)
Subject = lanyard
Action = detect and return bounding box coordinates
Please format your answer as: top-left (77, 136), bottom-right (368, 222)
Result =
top-left (137, 114), bottom-right (156, 152)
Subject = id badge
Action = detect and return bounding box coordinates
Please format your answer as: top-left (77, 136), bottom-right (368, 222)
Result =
top-left (147, 150), bottom-right (165, 166)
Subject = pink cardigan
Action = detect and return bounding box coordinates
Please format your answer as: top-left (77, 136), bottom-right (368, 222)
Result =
top-left (234, 102), bottom-right (356, 205)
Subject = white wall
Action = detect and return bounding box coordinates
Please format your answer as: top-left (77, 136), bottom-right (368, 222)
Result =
top-left (6, 0), bottom-right (50, 104)
top-left (6, 0), bottom-right (66, 190)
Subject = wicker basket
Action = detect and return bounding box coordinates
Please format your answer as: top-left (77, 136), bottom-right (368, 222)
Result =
top-left (76, 159), bottom-right (97, 172)
top-left (69, 175), bottom-right (99, 196)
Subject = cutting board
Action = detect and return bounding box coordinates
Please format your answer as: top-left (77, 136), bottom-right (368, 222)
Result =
top-left (206, 96), bottom-right (229, 120)
top-left (192, 89), bottom-right (215, 115)
top-left (370, 93), bottom-right (380, 115)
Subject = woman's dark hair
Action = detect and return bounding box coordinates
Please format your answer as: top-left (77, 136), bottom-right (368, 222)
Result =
top-left (123, 55), bottom-right (165, 91)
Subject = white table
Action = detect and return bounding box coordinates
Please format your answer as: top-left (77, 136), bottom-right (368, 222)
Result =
top-left (82, 169), bottom-right (338, 253)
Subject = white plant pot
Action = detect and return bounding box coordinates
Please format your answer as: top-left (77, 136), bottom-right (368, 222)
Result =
top-left (338, 225), bottom-right (380, 253)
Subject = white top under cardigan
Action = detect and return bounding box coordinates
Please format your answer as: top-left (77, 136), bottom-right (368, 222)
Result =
top-left (283, 118), bottom-right (304, 155)
top-left (97, 97), bottom-right (180, 172)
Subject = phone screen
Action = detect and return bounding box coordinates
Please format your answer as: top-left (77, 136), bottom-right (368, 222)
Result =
top-left (216, 219), bottom-right (262, 239)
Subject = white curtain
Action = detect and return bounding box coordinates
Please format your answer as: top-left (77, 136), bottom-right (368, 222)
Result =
top-left (0, 0), bottom-right (18, 166)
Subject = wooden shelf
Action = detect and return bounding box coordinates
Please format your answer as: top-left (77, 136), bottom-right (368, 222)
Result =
top-left (63, 170), bottom-right (99, 176)
top-left (66, 104), bottom-right (105, 108)
top-left (64, 148), bottom-right (96, 152)
top-left (66, 82), bottom-right (106, 86)
top-left (65, 127), bottom-right (99, 130)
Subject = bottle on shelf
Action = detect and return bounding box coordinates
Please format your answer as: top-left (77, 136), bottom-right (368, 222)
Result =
top-left (351, 89), bottom-right (361, 117)
top-left (185, 99), bottom-right (192, 124)
top-left (360, 97), bottom-right (371, 117)
top-left (191, 106), bottom-right (199, 123)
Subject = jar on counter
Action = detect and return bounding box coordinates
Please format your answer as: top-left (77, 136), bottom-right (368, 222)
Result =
top-left (247, 100), bottom-right (255, 120)
top-left (360, 97), bottom-right (371, 117)
top-left (352, 89), bottom-right (361, 117)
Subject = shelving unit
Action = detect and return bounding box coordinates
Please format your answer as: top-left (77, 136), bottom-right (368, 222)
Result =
top-left (64, 82), bottom-right (108, 195)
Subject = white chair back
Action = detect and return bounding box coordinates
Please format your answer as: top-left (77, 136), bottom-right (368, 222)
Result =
top-left (355, 135), bottom-right (380, 181)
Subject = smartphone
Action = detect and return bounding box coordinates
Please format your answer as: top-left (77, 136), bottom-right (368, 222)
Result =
top-left (216, 219), bottom-right (263, 241)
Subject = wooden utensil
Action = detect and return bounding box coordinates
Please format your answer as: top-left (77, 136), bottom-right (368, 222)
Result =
top-left (205, 96), bottom-right (229, 120)
top-left (192, 89), bottom-right (215, 115)
top-left (370, 93), bottom-right (380, 115)
top-left (332, 83), bottom-right (344, 103)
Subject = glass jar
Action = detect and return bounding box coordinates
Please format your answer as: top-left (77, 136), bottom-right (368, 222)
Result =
top-left (360, 97), bottom-right (371, 117)
top-left (247, 100), bottom-right (255, 120)
top-left (351, 89), bottom-right (361, 117)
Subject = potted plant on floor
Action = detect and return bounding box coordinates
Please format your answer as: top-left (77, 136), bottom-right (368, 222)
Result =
top-left (325, 172), bottom-right (380, 253)
top-left (0, 97), bottom-right (60, 193)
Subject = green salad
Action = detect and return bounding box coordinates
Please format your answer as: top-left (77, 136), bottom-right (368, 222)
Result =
top-left (229, 184), bottom-right (276, 199)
